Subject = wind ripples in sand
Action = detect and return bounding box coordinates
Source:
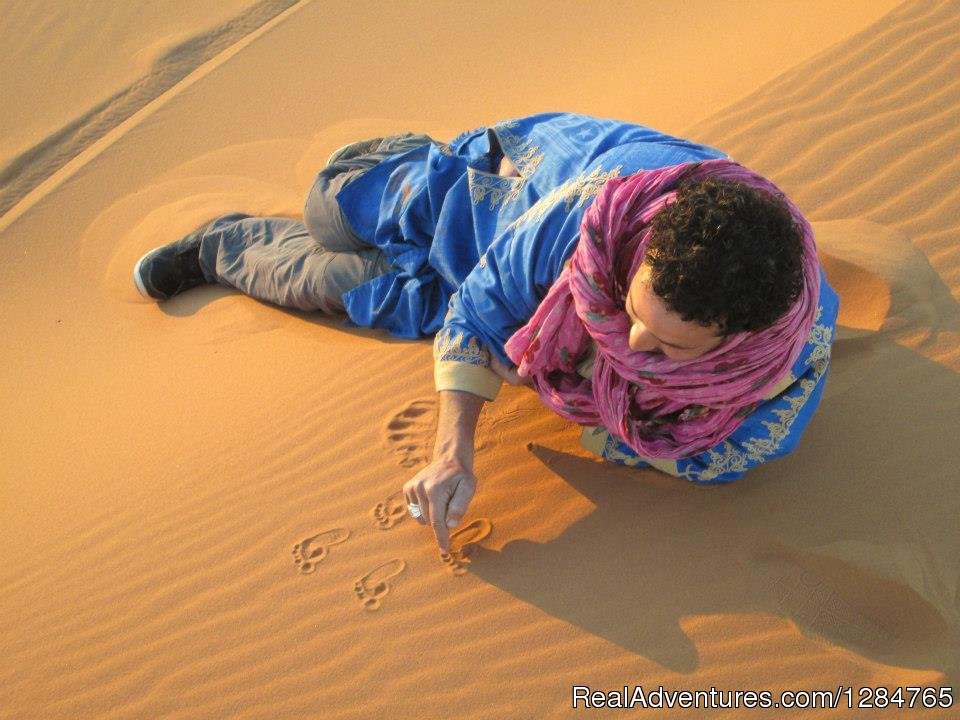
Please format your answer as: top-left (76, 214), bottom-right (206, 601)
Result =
top-left (0, 0), bottom-right (301, 219)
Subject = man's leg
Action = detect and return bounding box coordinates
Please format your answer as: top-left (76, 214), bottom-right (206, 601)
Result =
top-left (134, 132), bottom-right (434, 309)
top-left (303, 132), bottom-right (435, 252)
top-left (194, 213), bottom-right (388, 314)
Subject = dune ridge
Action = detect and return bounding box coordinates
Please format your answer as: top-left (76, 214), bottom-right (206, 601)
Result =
top-left (0, 0), bottom-right (301, 220)
top-left (687, 0), bottom-right (960, 302)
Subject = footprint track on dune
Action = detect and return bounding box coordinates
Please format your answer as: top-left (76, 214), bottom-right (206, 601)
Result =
top-left (385, 398), bottom-right (527, 468)
top-left (291, 527), bottom-right (350, 575)
top-left (385, 399), bottom-right (438, 468)
top-left (371, 491), bottom-right (408, 530)
top-left (353, 559), bottom-right (407, 611)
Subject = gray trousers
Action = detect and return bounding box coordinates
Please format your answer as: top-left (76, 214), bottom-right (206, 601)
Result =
top-left (195, 133), bottom-right (434, 314)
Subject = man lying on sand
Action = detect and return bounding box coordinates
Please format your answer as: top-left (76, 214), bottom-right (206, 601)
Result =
top-left (134, 112), bottom-right (838, 555)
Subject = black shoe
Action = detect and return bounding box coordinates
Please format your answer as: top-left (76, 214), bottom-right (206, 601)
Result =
top-left (133, 229), bottom-right (207, 301)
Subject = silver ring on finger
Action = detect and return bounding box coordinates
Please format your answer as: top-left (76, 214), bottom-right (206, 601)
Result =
top-left (407, 502), bottom-right (422, 519)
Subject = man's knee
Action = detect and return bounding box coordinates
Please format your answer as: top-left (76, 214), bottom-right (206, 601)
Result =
top-left (303, 168), bottom-right (366, 252)
top-left (306, 250), bottom-right (388, 315)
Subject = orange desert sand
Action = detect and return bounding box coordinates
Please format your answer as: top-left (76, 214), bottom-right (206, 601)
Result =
top-left (1, 1), bottom-right (958, 718)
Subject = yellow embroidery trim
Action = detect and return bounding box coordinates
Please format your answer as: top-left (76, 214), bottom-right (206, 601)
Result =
top-left (468, 168), bottom-right (525, 210)
top-left (433, 328), bottom-right (491, 367)
top-left (493, 120), bottom-right (544, 178)
top-left (467, 119), bottom-right (544, 210)
top-left (508, 165), bottom-right (623, 230)
top-left (804, 304), bottom-right (832, 377)
top-left (433, 327), bottom-right (501, 401)
top-left (580, 426), bottom-right (680, 475)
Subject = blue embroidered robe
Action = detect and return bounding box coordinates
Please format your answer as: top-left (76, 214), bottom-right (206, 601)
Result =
top-left (335, 112), bottom-right (839, 483)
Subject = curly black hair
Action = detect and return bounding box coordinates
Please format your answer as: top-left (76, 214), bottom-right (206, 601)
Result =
top-left (644, 176), bottom-right (805, 335)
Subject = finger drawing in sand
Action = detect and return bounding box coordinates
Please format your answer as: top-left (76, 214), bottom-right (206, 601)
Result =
top-left (353, 559), bottom-right (407, 611)
top-left (291, 528), bottom-right (350, 575)
top-left (441, 518), bottom-right (493, 576)
top-left (134, 114), bottom-right (838, 557)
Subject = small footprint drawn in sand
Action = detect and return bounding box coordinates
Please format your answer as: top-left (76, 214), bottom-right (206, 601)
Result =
top-left (441, 518), bottom-right (492, 576)
top-left (372, 491), bottom-right (407, 530)
top-left (291, 528), bottom-right (350, 574)
top-left (386, 399), bottom-right (437, 468)
top-left (354, 559), bottom-right (407, 611)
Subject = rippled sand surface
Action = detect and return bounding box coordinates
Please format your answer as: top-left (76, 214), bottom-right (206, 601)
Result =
top-left (2, 1), bottom-right (957, 718)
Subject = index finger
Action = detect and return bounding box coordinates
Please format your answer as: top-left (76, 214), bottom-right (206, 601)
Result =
top-left (427, 496), bottom-right (452, 554)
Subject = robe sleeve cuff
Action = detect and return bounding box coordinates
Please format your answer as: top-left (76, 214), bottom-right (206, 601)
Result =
top-left (434, 361), bottom-right (502, 401)
top-left (433, 327), bottom-right (503, 401)
top-left (580, 426), bottom-right (679, 476)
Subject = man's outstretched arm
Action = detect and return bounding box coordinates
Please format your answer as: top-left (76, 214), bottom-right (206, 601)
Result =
top-left (403, 390), bottom-right (485, 555)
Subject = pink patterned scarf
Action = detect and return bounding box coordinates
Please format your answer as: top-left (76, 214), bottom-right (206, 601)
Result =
top-left (504, 159), bottom-right (820, 459)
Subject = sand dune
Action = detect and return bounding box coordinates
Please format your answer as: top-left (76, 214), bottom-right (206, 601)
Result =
top-left (2, 0), bottom-right (958, 718)
top-left (688, 0), bottom-right (960, 319)
top-left (0, 0), bottom-right (299, 217)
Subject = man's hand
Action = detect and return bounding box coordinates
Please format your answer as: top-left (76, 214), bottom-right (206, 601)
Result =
top-left (489, 355), bottom-right (532, 387)
top-left (403, 390), bottom-right (485, 555)
top-left (403, 458), bottom-right (476, 554)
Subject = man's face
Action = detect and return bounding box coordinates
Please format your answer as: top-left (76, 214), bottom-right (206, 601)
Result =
top-left (624, 264), bottom-right (724, 361)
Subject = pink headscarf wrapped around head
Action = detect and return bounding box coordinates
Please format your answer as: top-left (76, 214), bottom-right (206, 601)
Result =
top-left (504, 159), bottom-right (820, 459)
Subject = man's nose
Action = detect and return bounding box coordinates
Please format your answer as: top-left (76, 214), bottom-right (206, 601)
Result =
top-left (628, 321), bottom-right (659, 352)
